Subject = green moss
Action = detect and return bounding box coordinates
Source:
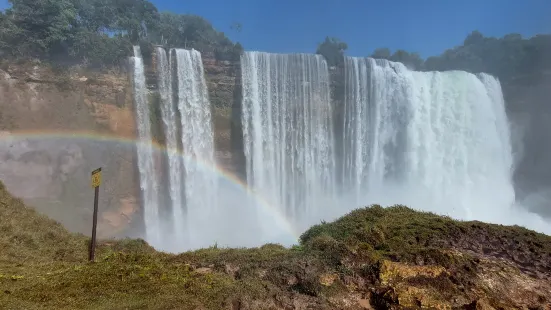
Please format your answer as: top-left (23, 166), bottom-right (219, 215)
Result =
top-left (3, 253), bottom-right (238, 309)
top-left (299, 204), bottom-right (551, 266)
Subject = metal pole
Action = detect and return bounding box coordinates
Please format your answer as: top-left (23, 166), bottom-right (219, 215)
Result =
top-left (89, 185), bottom-right (99, 261)
top-left (89, 168), bottom-right (101, 262)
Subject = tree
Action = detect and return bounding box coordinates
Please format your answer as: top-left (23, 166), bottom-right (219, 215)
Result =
top-left (71, 0), bottom-right (115, 33)
top-left (389, 50), bottom-right (424, 70)
top-left (7, 0), bottom-right (78, 56)
top-left (149, 13), bottom-right (242, 60)
top-left (371, 47), bottom-right (425, 70)
top-left (149, 12), bottom-right (185, 47)
top-left (424, 31), bottom-right (551, 81)
top-left (0, 10), bottom-right (20, 54)
top-left (371, 48), bottom-right (391, 60)
top-left (0, 0), bottom-right (241, 65)
top-left (108, 0), bottom-right (159, 42)
top-left (463, 30), bottom-right (484, 46)
top-left (316, 36), bottom-right (348, 67)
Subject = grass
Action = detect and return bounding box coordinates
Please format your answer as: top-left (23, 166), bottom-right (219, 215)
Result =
top-left (0, 181), bottom-right (87, 264)
top-left (0, 179), bottom-right (317, 309)
top-left (301, 204), bottom-right (551, 265)
top-left (2, 181), bottom-right (551, 309)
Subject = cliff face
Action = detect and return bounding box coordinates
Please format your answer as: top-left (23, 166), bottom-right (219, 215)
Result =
top-left (1, 52), bottom-right (549, 242)
top-left (203, 52), bottom-right (243, 176)
top-left (502, 72), bottom-right (551, 218)
top-left (1, 54), bottom-right (551, 309)
top-left (0, 54), bottom-right (244, 239)
top-left (0, 61), bottom-right (140, 238)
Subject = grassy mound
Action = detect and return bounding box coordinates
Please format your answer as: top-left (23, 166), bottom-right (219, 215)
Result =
top-left (0, 181), bottom-right (310, 309)
top-left (1, 182), bottom-right (550, 309)
top-left (0, 182), bottom-right (87, 263)
top-left (301, 205), bottom-right (551, 277)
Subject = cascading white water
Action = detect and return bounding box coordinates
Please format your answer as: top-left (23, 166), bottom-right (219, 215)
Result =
top-left (133, 48), bottom-right (550, 250)
top-left (173, 49), bottom-right (218, 246)
top-left (342, 57), bottom-right (516, 221)
top-left (130, 46), bottom-right (161, 246)
top-left (241, 51), bottom-right (336, 230)
top-left (144, 47), bottom-right (294, 251)
top-left (133, 46), bottom-right (141, 59)
top-left (156, 47), bottom-right (186, 244)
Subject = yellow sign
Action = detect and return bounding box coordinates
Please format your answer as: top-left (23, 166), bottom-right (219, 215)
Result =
top-left (91, 168), bottom-right (102, 188)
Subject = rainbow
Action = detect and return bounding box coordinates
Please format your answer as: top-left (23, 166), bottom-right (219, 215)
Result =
top-left (0, 129), bottom-right (302, 241)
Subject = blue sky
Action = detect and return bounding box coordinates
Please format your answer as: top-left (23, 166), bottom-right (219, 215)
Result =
top-left (1, 0), bottom-right (550, 58)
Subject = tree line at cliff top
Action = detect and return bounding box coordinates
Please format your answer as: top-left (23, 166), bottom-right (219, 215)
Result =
top-left (0, 0), bottom-right (550, 83)
top-left (317, 33), bottom-right (551, 85)
top-left (0, 0), bottom-right (243, 67)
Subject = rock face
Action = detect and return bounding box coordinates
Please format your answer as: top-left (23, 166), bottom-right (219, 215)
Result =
top-left (503, 72), bottom-right (551, 219)
top-left (202, 52), bottom-right (241, 109)
top-left (367, 254), bottom-right (551, 309)
top-left (294, 206), bottom-right (551, 309)
top-left (0, 62), bottom-right (140, 238)
top-left (0, 52), bottom-right (345, 239)
top-left (0, 135), bottom-right (83, 200)
top-left (0, 54), bottom-right (244, 239)
top-left (1, 52), bottom-right (550, 245)
top-left (202, 52), bottom-right (243, 176)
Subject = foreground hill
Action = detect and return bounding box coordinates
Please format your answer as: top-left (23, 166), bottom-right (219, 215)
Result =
top-left (1, 181), bottom-right (550, 309)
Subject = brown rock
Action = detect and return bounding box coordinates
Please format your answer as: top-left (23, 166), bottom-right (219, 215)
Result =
top-left (319, 273), bottom-right (339, 286)
top-left (0, 63), bottom-right (140, 238)
top-left (358, 298), bottom-right (373, 309)
top-left (475, 298), bottom-right (495, 310)
top-left (287, 275), bottom-right (298, 286)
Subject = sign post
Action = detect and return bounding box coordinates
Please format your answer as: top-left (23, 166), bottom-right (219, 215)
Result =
top-left (89, 167), bottom-right (102, 262)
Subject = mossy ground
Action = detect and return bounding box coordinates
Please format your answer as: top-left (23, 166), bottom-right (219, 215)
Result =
top-left (1, 181), bottom-right (550, 309)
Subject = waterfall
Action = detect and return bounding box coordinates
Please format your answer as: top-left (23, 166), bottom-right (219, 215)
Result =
top-left (133, 46), bottom-right (141, 58)
top-left (241, 51), bottom-right (336, 229)
top-left (130, 47), bottom-right (550, 250)
top-left (130, 46), bottom-right (161, 246)
top-left (173, 49), bottom-right (218, 244)
top-left (156, 47), bottom-right (186, 242)
top-left (342, 57), bottom-right (516, 221)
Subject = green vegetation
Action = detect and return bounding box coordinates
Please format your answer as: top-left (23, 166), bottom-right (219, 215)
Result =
top-left (1, 0), bottom-right (547, 84)
top-left (315, 30), bottom-right (551, 83)
top-left (0, 0), bottom-right (243, 69)
top-left (151, 12), bottom-right (242, 61)
top-left (423, 31), bottom-right (551, 85)
top-left (2, 180), bottom-right (551, 309)
top-left (315, 36), bottom-right (348, 67)
top-left (0, 181), bottom-right (86, 264)
top-left (302, 205), bottom-right (551, 266)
